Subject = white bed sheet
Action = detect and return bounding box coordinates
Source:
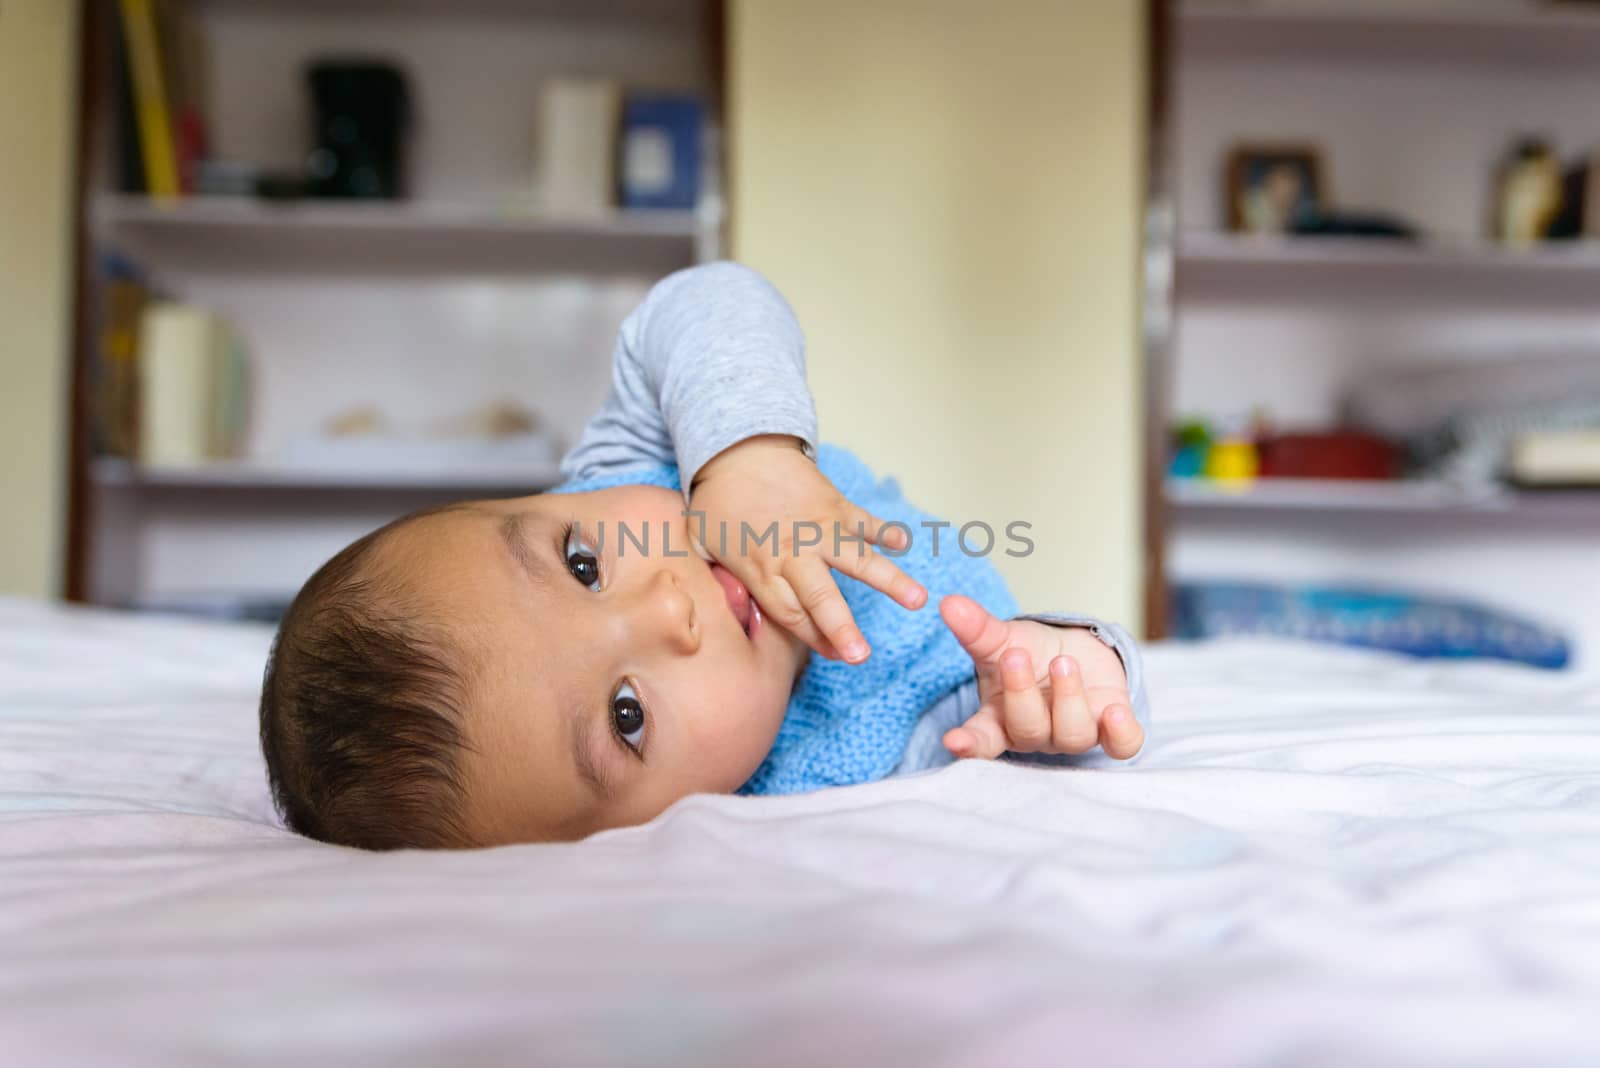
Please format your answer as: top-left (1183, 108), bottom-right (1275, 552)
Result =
top-left (3, 597), bottom-right (1600, 1066)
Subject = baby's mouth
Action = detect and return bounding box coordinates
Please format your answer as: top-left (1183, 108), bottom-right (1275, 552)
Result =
top-left (708, 563), bottom-right (755, 639)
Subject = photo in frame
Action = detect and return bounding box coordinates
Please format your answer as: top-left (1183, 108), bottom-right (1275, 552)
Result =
top-left (1226, 145), bottom-right (1326, 234)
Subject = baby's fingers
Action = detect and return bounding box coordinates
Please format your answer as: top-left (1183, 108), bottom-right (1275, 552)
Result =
top-left (760, 573), bottom-right (844, 662)
top-left (785, 556), bottom-right (871, 663)
top-left (939, 594), bottom-right (1012, 667)
top-left (1048, 656), bottom-right (1098, 754)
top-left (999, 648), bottom-right (1051, 751)
top-left (1098, 701), bottom-right (1144, 760)
top-left (851, 506), bottom-right (910, 552)
top-left (828, 540), bottom-right (927, 611)
top-left (943, 706), bottom-right (1007, 760)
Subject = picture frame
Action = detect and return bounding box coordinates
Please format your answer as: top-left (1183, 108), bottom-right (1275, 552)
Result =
top-left (1225, 144), bottom-right (1326, 234)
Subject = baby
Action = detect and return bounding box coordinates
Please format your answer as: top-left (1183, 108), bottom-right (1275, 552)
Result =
top-left (259, 263), bottom-right (1149, 850)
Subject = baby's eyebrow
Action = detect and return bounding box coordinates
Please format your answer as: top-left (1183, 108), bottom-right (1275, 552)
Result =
top-left (570, 717), bottom-right (614, 802)
top-left (498, 512), bottom-right (543, 580)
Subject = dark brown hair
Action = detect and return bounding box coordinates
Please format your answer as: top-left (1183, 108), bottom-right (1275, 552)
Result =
top-left (259, 513), bottom-right (474, 850)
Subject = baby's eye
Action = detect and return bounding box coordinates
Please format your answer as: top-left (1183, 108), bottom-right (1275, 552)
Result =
top-left (565, 528), bottom-right (601, 590)
top-left (611, 682), bottom-right (645, 752)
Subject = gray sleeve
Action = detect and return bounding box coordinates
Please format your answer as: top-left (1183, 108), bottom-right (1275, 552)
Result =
top-left (1006, 611), bottom-right (1151, 766)
top-left (559, 261), bottom-right (819, 490)
top-left (894, 680), bottom-right (978, 776)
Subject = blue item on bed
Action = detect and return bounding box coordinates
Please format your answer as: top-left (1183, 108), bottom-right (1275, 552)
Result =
top-left (1171, 581), bottom-right (1570, 669)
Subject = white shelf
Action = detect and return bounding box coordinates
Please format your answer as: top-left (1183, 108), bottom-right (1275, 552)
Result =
top-left (1177, 233), bottom-right (1600, 302)
top-left (94, 195), bottom-right (713, 274)
top-left (190, 0), bottom-right (708, 19)
top-left (1181, 232), bottom-right (1600, 273)
top-left (1178, 2), bottom-right (1600, 64)
top-left (96, 195), bottom-right (705, 238)
top-left (1167, 477), bottom-right (1600, 518)
top-left (92, 457), bottom-right (562, 493)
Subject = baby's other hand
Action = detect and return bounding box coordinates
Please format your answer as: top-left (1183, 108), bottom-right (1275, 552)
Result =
top-left (938, 594), bottom-right (1143, 761)
top-left (690, 436), bottom-right (927, 662)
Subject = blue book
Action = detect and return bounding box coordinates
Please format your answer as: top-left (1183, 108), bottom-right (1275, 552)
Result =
top-left (619, 94), bottom-right (702, 210)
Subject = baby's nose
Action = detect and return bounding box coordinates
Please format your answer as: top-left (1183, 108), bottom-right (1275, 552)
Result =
top-left (632, 568), bottom-right (699, 656)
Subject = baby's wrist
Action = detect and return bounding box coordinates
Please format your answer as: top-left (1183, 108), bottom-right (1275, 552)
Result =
top-left (1024, 619), bottom-right (1129, 689)
top-left (692, 434), bottom-right (809, 492)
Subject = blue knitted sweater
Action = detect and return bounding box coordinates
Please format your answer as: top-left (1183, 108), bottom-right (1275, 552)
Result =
top-left (553, 444), bottom-right (1019, 795)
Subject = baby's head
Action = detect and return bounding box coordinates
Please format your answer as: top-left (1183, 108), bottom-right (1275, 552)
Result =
top-left (260, 484), bottom-right (807, 849)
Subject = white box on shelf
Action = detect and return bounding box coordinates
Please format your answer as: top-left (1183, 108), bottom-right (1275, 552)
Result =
top-left (537, 79), bottom-right (621, 216)
top-left (1510, 430), bottom-right (1600, 486)
top-left (137, 303), bottom-right (246, 468)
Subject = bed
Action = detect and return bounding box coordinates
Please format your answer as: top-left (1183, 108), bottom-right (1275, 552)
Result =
top-left (4, 597), bottom-right (1599, 1066)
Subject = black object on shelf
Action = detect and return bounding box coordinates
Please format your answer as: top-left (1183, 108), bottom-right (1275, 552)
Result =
top-left (1545, 153), bottom-right (1598, 240)
top-left (1291, 211), bottom-right (1419, 239)
top-left (112, 22), bottom-right (146, 194)
top-left (305, 60), bottom-right (412, 200)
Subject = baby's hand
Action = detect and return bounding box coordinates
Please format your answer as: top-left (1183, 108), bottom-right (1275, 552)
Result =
top-left (690, 436), bottom-right (927, 662)
top-left (939, 594), bottom-right (1143, 761)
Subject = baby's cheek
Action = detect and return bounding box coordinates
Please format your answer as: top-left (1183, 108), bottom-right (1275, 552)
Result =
top-left (691, 681), bottom-right (787, 791)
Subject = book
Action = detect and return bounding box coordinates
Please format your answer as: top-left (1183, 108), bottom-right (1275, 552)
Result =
top-left (137, 303), bottom-right (248, 467)
top-left (619, 93), bottom-right (703, 211)
top-left (537, 79), bottom-right (621, 215)
top-left (155, 0), bottom-right (209, 194)
top-left (117, 0), bottom-right (181, 199)
top-left (112, 19), bottom-right (146, 194)
top-left (94, 259), bottom-right (149, 458)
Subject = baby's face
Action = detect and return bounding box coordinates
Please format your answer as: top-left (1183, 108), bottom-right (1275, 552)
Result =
top-left (379, 486), bottom-right (808, 844)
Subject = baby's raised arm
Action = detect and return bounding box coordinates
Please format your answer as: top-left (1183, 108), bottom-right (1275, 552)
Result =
top-left (560, 261), bottom-right (818, 487)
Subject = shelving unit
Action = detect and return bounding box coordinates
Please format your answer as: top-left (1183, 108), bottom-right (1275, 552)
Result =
top-left (1158, 0), bottom-right (1600, 664)
top-left (72, 0), bottom-right (723, 610)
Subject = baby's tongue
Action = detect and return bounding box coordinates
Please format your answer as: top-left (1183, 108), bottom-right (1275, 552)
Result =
top-left (709, 563), bottom-right (753, 633)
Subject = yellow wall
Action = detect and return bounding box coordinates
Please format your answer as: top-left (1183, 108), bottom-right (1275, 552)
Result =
top-left (729, 0), bottom-right (1147, 627)
top-left (0, 1), bottom-right (78, 598)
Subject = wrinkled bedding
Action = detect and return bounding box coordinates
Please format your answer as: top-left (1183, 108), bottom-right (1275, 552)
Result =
top-left (3, 598), bottom-right (1599, 1066)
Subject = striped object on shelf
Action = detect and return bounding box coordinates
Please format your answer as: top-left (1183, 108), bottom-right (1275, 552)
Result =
top-left (1171, 581), bottom-right (1570, 670)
